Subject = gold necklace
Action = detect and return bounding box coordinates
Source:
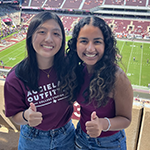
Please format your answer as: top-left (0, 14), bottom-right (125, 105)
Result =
top-left (42, 67), bottom-right (53, 78)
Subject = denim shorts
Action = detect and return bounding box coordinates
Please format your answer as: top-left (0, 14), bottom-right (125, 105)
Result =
top-left (18, 120), bottom-right (75, 150)
top-left (75, 122), bottom-right (126, 150)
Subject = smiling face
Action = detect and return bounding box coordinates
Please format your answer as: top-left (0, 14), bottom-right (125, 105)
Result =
top-left (32, 19), bottom-right (63, 66)
top-left (76, 24), bottom-right (105, 73)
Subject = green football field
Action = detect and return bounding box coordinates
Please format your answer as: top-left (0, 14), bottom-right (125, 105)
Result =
top-left (0, 36), bottom-right (150, 87)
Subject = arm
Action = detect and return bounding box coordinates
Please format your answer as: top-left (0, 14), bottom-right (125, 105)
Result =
top-left (4, 75), bottom-right (43, 127)
top-left (86, 68), bottom-right (133, 137)
top-left (109, 68), bottom-right (133, 130)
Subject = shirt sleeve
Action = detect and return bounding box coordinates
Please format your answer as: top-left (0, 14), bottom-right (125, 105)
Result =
top-left (4, 72), bottom-right (28, 117)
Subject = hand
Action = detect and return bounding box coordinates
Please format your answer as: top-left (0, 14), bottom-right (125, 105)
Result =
top-left (85, 111), bottom-right (102, 138)
top-left (25, 103), bottom-right (43, 127)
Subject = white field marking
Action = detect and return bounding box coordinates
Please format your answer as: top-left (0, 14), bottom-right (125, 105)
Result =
top-left (0, 41), bottom-right (25, 53)
top-left (130, 45), bottom-right (136, 47)
top-left (0, 44), bottom-right (25, 60)
top-left (127, 42), bottom-right (134, 73)
top-left (5, 50), bottom-right (25, 64)
top-left (127, 73), bottom-right (131, 76)
top-left (8, 57), bottom-right (16, 60)
top-left (0, 42), bottom-right (16, 50)
top-left (11, 38), bottom-right (20, 42)
top-left (139, 43), bottom-right (143, 85)
top-left (120, 41), bottom-right (125, 53)
top-left (13, 52), bottom-right (27, 67)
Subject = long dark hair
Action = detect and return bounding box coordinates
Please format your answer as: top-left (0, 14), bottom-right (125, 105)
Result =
top-left (15, 11), bottom-right (66, 91)
top-left (61, 16), bottom-right (121, 107)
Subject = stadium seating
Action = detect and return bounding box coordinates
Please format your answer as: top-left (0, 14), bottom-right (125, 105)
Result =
top-left (44, 0), bottom-right (64, 8)
top-left (21, 13), bottom-right (34, 23)
top-left (62, 0), bottom-right (82, 9)
top-left (126, 0), bottom-right (147, 7)
top-left (148, 0), bottom-right (150, 6)
top-left (61, 15), bottom-right (81, 31)
top-left (3, 11), bottom-right (149, 39)
top-left (113, 19), bottom-right (131, 33)
top-left (21, 0), bottom-right (150, 8)
top-left (30, 0), bottom-right (44, 7)
top-left (131, 20), bottom-right (149, 35)
top-left (22, 0), bottom-right (30, 6)
top-left (82, 0), bottom-right (104, 10)
top-left (104, 0), bottom-right (124, 5)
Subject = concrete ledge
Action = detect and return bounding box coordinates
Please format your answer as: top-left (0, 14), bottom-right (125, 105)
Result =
top-left (0, 127), bottom-right (19, 150)
top-left (137, 103), bottom-right (150, 150)
top-left (125, 101), bottom-right (143, 150)
top-left (0, 80), bottom-right (20, 131)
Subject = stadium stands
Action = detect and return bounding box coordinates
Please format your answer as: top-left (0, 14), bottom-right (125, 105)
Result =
top-left (21, 13), bottom-right (34, 23)
top-left (1, 8), bottom-right (150, 40)
top-left (30, 0), bottom-right (44, 7)
top-left (113, 19), bottom-right (131, 33)
top-left (82, 0), bottom-right (104, 10)
top-left (20, 0), bottom-right (150, 8)
top-left (61, 15), bottom-right (82, 31)
top-left (62, 0), bottom-right (83, 9)
top-left (22, 0), bottom-right (30, 6)
top-left (104, 0), bottom-right (125, 5)
top-left (126, 0), bottom-right (147, 7)
top-left (149, 0), bottom-right (150, 6)
top-left (44, 0), bottom-right (64, 8)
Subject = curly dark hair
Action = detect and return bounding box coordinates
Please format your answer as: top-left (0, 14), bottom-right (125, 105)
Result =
top-left (61, 16), bottom-right (122, 107)
top-left (14, 11), bottom-right (66, 91)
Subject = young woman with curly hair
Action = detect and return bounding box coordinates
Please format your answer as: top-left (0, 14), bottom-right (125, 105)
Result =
top-left (61, 16), bottom-right (133, 150)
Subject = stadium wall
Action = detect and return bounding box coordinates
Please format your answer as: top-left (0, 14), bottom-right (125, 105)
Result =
top-left (0, 80), bottom-right (150, 150)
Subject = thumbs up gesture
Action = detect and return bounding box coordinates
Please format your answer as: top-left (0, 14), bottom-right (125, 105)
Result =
top-left (85, 111), bottom-right (102, 138)
top-left (25, 103), bottom-right (43, 127)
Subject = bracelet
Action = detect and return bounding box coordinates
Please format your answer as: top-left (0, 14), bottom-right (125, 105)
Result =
top-left (103, 117), bottom-right (111, 132)
top-left (22, 110), bottom-right (28, 122)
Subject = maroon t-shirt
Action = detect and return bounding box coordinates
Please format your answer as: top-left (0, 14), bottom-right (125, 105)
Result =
top-left (77, 67), bottom-right (119, 137)
top-left (4, 67), bottom-right (73, 131)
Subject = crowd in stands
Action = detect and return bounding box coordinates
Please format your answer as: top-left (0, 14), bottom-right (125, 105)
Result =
top-left (20, 12), bottom-right (150, 40)
top-left (0, 23), bottom-right (26, 40)
top-left (0, 0), bottom-right (150, 42)
top-left (0, 5), bottom-right (22, 39)
top-left (0, 5), bottom-right (14, 17)
top-left (0, 11), bottom-right (150, 42)
top-left (0, 1), bottom-right (150, 42)
top-left (0, 25), bottom-right (17, 39)
top-left (17, 0), bottom-right (150, 39)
